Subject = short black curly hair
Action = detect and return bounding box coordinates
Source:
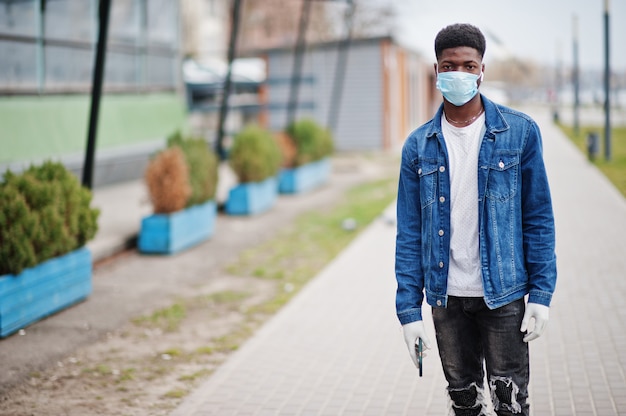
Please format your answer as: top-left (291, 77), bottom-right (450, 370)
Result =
top-left (434, 23), bottom-right (486, 60)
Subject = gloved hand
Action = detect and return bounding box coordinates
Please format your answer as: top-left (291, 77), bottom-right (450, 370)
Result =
top-left (402, 320), bottom-right (432, 368)
top-left (520, 303), bottom-right (549, 342)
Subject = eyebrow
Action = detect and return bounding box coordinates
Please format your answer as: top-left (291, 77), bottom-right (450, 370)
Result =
top-left (440, 59), bottom-right (479, 66)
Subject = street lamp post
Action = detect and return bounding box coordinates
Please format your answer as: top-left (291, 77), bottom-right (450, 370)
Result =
top-left (603, 0), bottom-right (611, 161)
top-left (572, 15), bottom-right (580, 137)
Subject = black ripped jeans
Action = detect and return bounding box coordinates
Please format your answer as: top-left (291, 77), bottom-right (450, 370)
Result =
top-left (433, 296), bottom-right (530, 416)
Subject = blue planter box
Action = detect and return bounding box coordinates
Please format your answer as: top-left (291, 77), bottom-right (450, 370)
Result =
top-left (138, 200), bottom-right (217, 254)
top-left (279, 158), bottom-right (331, 194)
top-left (226, 177), bottom-right (278, 215)
top-left (0, 247), bottom-right (92, 338)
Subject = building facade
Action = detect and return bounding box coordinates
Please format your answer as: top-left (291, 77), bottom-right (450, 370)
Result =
top-left (0, 0), bottom-right (185, 187)
top-left (259, 36), bottom-right (431, 151)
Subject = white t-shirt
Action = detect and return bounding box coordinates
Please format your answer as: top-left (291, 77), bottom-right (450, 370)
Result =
top-left (441, 112), bottom-right (486, 297)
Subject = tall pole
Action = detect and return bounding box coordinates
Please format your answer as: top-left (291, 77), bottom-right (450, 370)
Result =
top-left (216, 0), bottom-right (243, 161)
top-left (327, 0), bottom-right (355, 133)
top-left (82, 0), bottom-right (112, 189)
top-left (553, 39), bottom-right (562, 123)
top-left (36, 0), bottom-right (45, 94)
top-left (572, 14), bottom-right (580, 137)
top-left (287, 0), bottom-right (312, 127)
top-left (603, 0), bottom-right (611, 161)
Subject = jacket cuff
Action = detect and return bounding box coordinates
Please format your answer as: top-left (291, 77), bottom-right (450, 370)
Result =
top-left (398, 308), bottom-right (422, 325)
top-left (528, 291), bottom-right (552, 307)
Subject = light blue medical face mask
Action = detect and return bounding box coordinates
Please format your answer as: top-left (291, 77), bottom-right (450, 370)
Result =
top-left (436, 68), bottom-right (483, 106)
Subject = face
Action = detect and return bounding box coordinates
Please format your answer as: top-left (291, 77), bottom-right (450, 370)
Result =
top-left (434, 46), bottom-right (484, 78)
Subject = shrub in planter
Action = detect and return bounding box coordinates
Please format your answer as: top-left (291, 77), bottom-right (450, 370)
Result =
top-left (285, 118), bottom-right (334, 167)
top-left (0, 161), bottom-right (99, 337)
top-left (139, 132), bottom-right (219, 254)
top-left (167, 131), bottom-right (219, 206)
top-left (144, 146), bottom-right (191, 214)
top-left (229, 125), bottom-right (282, 183)
top-left (279, 119), bottom-right (334, 194)
top-left (0, 161), bottom-right (99, 275)
top-left (226, 125), bottom-right (282, 215)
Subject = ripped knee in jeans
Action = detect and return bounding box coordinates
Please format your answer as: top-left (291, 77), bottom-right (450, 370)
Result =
top-left (489, 376), bottom-right (522, 414)
top-left (447, 382), bottom-right (489, 416)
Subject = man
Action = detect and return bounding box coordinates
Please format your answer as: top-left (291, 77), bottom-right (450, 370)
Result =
top-left (395, 23), bottom-right (557, 416)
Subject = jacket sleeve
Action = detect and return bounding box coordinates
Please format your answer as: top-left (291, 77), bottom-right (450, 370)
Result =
top-left (520, 121), bottom-right (557, 306)
top-left (395, 138), bottom-right (425, 324)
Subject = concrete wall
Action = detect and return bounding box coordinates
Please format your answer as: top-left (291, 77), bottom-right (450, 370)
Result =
top-left (0, 93), bottom-right (187, 188)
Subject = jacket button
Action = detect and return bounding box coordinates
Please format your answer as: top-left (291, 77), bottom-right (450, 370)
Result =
top-left (439, 196), bottom-right (445, 203)
top-left (498, 161), bottom-right (505, 169)
top-left (439, 261), bottom-right (444, 268)
top-left (438, 229), bottom-right (444, 236)
top-left (437, 300), bottom-right (442, 306)
top-left (418, 168), bottom-right (422, 174)
top-left (439, 166), bottom-right (446, 172)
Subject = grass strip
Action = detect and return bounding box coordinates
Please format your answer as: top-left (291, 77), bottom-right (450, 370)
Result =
top-left (557, 123), bottom-right (626, 197)
top-left (228, 176), bottom-right (398, 314)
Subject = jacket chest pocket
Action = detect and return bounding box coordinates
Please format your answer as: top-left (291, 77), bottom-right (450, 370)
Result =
top-left (417, 160), bottom-right (439, 208)
top-left (485, 153), bottom-right (519, 201)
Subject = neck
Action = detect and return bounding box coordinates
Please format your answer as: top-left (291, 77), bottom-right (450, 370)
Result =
top-left (443, 96), bottom-right (483, 126)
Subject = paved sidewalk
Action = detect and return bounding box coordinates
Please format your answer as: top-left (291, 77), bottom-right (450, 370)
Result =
top-left (171, 202), bottom-right (449, 416)
top-left (171, 108), bottom-right (626, 416)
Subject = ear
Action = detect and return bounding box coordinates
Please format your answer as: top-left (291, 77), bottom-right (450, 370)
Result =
top-left (433, 62), bottom-right (438, 74)
top-left (478, 63), bottom-right (485, 86)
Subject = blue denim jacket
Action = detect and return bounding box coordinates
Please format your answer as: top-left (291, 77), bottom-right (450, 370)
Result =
top-left (395, 96), bottom-right (557, 324)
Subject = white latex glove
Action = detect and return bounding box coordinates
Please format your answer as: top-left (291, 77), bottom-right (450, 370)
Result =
top-left (402, 320), bottom-right (432, 368)
top-left (520, 303), bottom-right (549, 342)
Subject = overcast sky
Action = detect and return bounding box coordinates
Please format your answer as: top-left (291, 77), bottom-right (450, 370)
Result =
top-left (384, 0), bottom-right (625, 71)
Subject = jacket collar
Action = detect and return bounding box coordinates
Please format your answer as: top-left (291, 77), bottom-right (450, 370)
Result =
top-left (425, 94), bottom-right (510, 140)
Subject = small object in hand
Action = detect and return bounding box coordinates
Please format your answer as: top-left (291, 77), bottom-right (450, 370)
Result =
top-left (416, 338), bottom-right (423, 377)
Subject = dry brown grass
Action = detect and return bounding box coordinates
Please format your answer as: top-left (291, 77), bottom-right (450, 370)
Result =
top-left (144, 147), bottom-right (191, 214)
top-left (274, 131), bottom-right (297, 168)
